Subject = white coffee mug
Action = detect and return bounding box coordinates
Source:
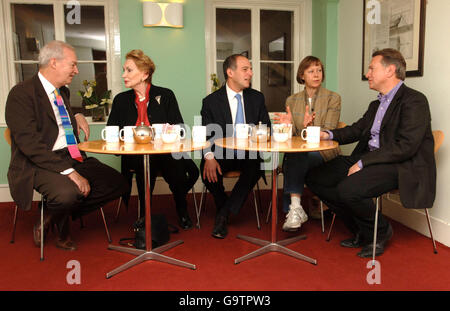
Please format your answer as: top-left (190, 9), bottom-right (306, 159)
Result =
top-left (301, 126), bottom-right (320, 144)
top-left (192, 125), bottom-right (206, 143)
top-left (101, 126), bottom-right (119, 143)
top-left (119, 126), bottom-right (136, 144)
top-left (235, 123), bottom-right (250, 139)
top-left (152, 123), bottom-right (164, 139)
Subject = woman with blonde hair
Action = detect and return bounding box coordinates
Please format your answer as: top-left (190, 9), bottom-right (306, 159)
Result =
top-left (108, 50), bottom-right (198, 230)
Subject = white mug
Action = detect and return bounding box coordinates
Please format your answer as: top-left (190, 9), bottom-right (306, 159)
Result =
top-left (101, 126), bottom-right (119, 143)
top-left (152, 123), bottom-right (165, 139)
top-left (119, 126), bottom-right (136, 144)
top-left (301, 126), bottom-right (321, 144)
top-left (192, 125), bottom-right (206, 143)
top-left (235, 123), bottom-right (250, 139)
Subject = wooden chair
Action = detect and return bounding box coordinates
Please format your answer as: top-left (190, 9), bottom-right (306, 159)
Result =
top-left (198, 171), bottom-right (262, 230)
top-left (326, 130), bottom-right (444, 262)
top-left (5, 128), bottom-right (112, 261)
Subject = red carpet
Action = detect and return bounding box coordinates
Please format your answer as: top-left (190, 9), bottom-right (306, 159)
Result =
top-left (0, 191), bottom-right (449, 291)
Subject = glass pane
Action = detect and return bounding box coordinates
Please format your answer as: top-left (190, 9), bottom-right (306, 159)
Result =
top-left (11, 4), bottom-right (55, 61)
top-left (68, 63), bottom-right (109, 116)
top-left (260, 63), bottom-right (292, 112)
top-left (14, 63), bottom-right (39, 83)
top-left (65, 5), bottom-right (106, 60)
top-left (260, 10), bottom-right (293, 61)
top-left (216, 9), bottom-right (251, 60)
top-left (214, 61), bottom-right (225, 89)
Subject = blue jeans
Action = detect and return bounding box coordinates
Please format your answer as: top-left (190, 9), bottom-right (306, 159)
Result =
top-left (282, 151), bottom-right (324, 212)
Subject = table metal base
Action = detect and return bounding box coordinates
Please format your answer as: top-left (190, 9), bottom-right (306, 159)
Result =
top-left (234, 234), bottom-right (317, 265)
top-left (106, 240), bottom-right (196, 279)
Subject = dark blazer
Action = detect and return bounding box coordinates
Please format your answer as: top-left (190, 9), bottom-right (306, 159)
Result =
top-left (107, 85), bottom-right (183, 127)
top-left (107, 85), bottom-right (198, 206)
top-left (331, 84), bottom-right (436, 209)
top-left (5, 74), bottom-right (81, 211)
top-left (200, 85), bottom-right (271, 159)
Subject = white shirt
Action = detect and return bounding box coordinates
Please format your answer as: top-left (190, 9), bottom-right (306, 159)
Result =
top-left (38, 72), bottom-right (75, 175)
top-left (204, 84), bottom-right (246, 160)
top-left (226, 83), bottom-right (246, 124)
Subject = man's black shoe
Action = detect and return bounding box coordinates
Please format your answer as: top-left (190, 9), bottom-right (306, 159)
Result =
top-left (357, 224), bottom-right (393, 258)
top-left (340, 232), bottom-right (365, 248)
top-left (211, 215), bottom-right (228, 239)
top-left (178, 215), bottom-right (193, 230)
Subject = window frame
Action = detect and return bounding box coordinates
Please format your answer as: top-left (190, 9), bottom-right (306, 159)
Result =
top-left (0, 0), bottom-right (121, 125)
top-left (204, 0), bottom-right (312, 96)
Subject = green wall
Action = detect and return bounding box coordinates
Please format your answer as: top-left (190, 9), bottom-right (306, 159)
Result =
top-left (312, 0), bottom-right (339, 92)
top-left (118, 0), bottom-right (206, 127)
top-left (0, 0), bottom-right (338, 185)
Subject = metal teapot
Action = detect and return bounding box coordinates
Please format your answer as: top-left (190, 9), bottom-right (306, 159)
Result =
top-left (133, 122), bottom-right (154, 144)
top-left (250, 122), bottom-right (270, 142)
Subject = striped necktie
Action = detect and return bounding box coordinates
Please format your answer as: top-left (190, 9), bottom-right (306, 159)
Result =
top-left (53, 88), bottom-right (83, 162)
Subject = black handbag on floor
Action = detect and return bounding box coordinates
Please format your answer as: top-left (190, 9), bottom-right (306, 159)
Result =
top-left (119, 215), bottom-right (178, 249)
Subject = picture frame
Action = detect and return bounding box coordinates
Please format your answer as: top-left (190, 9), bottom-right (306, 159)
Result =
top-left (362, 0), bottom-right (426, 80)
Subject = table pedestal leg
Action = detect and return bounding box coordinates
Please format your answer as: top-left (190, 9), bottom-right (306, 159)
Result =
top-left (106, 241), bottom-right (196, 279)
top-left (234, 152), bottom-right (317, 266)
top-left (234, 234), bottom-right (316, 265)
top-left (106, 155), bottom-right (195, 278)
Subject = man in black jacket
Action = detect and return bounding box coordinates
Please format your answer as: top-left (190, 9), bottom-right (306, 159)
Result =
top-left (306, 48), bottom-right (436, 257)
top-left (201, 54), bottom-right (271, 239)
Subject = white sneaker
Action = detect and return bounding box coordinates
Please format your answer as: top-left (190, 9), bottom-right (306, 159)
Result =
top-left (282, 205), bottom-right (308, 231)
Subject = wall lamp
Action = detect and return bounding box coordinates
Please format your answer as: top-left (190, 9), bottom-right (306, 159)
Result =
top-left (143, 2), bottom-right (183, 28)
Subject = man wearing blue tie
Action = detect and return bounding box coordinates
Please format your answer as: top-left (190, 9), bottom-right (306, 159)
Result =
top-left (200, 54), bottom-right (271, 239)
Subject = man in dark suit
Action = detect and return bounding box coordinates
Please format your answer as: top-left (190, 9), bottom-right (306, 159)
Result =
top-left (306, 48), bottom-right (436, 257)
top-left (201, 54), bottom-right (271, 239)
top-left (5, 40), bottom-right (129, 251)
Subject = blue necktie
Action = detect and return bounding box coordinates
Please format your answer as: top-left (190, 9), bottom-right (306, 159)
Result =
top-left (234, 93), bottom-right (244, 158)
top-left (235, 93), bottom-right (244, 125)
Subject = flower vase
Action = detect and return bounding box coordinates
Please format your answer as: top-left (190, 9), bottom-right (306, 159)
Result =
top-left (92, 106), bottom-right (105, 122)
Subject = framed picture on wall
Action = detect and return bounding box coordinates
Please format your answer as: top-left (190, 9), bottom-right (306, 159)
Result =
top-left (362, 0), bottom-right (426, 80)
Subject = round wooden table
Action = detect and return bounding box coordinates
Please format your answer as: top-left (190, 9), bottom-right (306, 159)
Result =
top-left (78, 139), bottom-right (209, 278)
top-left (215, 136), bottom-right (338, 265)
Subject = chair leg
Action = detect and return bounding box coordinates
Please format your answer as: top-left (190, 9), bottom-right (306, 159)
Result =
top-left (320, 200), bottom-right (325, 233)
top-left (256, 181), bottom-right (263, 213)
top-left (265, 185), bottom-right (278, 224)
top-left (265, 201), bottom-right (271, 224)
top-left (10, 205), bottom-right (18, 243)
top-left (197, 184), bottom-right (207, 229)
top-left (99, 207), bottom-right (112, 243)
top-left (191, 185), bottom-right (200, 228)
top-left (326, 212), bottom-right (336, 242)
top-left (253, 188), bottom-right (261, 230)
top-left (371, 196), bottom-right (380, 266)
top-left (424, 208), bottom-right (438, 254)
top-left (40, 197), bottom-right (44, 261)
top-left (114, 197), bottom-right (122, 222)
top-left (191, 185), bottom-right (199, 226)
